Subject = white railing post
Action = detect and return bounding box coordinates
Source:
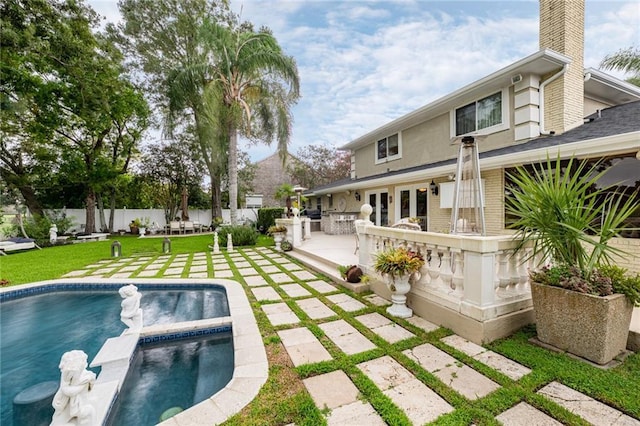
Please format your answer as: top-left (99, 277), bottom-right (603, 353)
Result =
top-left (462, 251), bottom-right (497, 307)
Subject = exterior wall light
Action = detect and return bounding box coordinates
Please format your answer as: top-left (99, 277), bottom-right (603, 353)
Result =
top-left (354, 191), bottom-right (361, 201)
top-left (111, 240), bottom-right (122, 258)
top-left (430, 180), bottom-right (439, 196)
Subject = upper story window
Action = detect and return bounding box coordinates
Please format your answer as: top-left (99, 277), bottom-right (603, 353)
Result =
top-left (375, 132), bottom-right (401, 164)
top-left (454, 90), bottom-right (508, 136)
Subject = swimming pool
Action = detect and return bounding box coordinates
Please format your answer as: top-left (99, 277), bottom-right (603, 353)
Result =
top-left (0, 278), bottom-right (268, 425)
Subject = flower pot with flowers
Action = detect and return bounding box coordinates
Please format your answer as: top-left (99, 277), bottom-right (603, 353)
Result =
top-left (374, 246), bottom-right (425, 318)
top-left (507, 155), bottom-right (640, 365)
top-left (267, 225), bottom-right (288, 251)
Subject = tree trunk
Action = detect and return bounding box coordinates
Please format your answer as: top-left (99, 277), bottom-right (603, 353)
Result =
top-left (18, 184), bottom-right (44, 218)
top-left (97, 193), bottom-right (107, 232)
top-left (211, 180), bottom-right (222, 219)
top-left (228, 127), bottom-right (238, 224)
top-left (108, 187), bottom-right (116, 232)
top-left (84, 189), bottom-right (97, 233)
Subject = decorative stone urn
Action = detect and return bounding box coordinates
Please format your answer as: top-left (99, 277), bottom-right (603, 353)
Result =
top-left (273, 232), bottom-right (285, 251)
top-left (386, 274), bottom-right (413, 318)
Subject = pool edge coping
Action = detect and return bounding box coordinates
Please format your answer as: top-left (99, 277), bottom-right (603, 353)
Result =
top-left (2, 278), bottom-right (268, 426)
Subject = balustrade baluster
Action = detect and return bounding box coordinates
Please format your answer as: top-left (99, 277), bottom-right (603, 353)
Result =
top-left (498, 252), bottom-right (511, 290)
top-left (427, 246), bottom-right (441, 289)
top-left (452, 249), bottom-right (464, 295)
top-left (440, 247), bottom-right (453, 290)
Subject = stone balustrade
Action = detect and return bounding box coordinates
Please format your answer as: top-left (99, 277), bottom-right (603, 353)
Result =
top-left (356, 222), bottom-right (536, 329)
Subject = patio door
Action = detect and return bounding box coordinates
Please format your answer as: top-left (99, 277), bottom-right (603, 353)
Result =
top-left (366, 190), bottom-right (389, 226)
top-left (395, 184), bottom-right (428, 230)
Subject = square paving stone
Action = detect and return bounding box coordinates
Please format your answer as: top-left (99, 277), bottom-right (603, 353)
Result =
top-left (281, 262), bottom-right (301, 270)
top-left (303, 370), bottom-right (360, 410)
top-left (404, 343), bottom-right (500, 400)
top-left (234, 261), bottom-right (251, 268)
top-left (406, 316), bottom-right (439, 333)
top-left (261, 303), bottom-right (299, 326)
top-left (326, 401), bottom-right (386, 426)
top-left (236, 267), bottom-right (258, 276)
top-left (280, 284), bottom-right (312, 298)
top-left (441, 335), bottom-right (486, 356)
top-left (63, 270), bottom-right (89, 277)
top-left (269, 273), bottom-right (294, 283)
top-left (214, 270), bottom-right (234, 278)
top-left (475, 351), bottom-right (531, 381)
top-left (355, 312), bottom-right (391, 329)
top-left (290, 270), bottom-right (317, 280)
top-left (169, 262), bottom-right (186, 268)
top-left (110, 272), bottom-right (132, 278)
top-left (137, 270), bottom-right (159, 277)
top-left (295, 298), bottom-right (336, 319)
top-left (244, 276), bottom-right (269, 287)
top-left (373, 324), bottom-right (415, 344)
top-left (538, 382), bottom-right (639, 426)
top-left (251, 287), bottom-right (282, 301)
top-left (254, 259), bottom-right (271, 266)
top-left (363, 294), bottom-right (391, 306)
top-left (189, 272), bottom-right (208, 278)
top-left (191, 260), bottom-right (208, 266)
top-left (190, 265), bottom-right (208, 272)
top-left (119, 265), bottom-right (139, 272)
top-left (357, 356), bottom-right (415, 390)
top-left (260, 265), bottom-right (280, 273)
top-left (306, 280), bottom-right (338, 294)
top-left (496, 402), bottom-right (562, 426)
top-left (212, 257), bottom-right (228, 264)
top-left (326, 294), bottom-right (366, 312)
top-left (319, 320), bottom-right (376, 355)
top-left (278, 327), bottom-right (332, 367)
top-left (384, 378), bottom-right (454, 424)
top-left (164, 267), bottom-right (184, 275)
top-left (215, 263), bottom-right (231, 270)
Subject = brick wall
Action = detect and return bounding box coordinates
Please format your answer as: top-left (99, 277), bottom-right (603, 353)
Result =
top-left (539, 0), bottom-right (585, 134)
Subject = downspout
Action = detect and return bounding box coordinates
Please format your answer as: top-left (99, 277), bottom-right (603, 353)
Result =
top-left (538, 64), bottom-right (568, 135)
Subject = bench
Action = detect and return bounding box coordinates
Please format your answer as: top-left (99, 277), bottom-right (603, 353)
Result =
top-left (0, 238), bottom-right (41, 255)
top-left (75, 233), bottom-right (110, 242)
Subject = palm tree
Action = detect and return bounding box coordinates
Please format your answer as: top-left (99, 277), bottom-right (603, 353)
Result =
top-left (601, 47), bottom-right (640, 87)
top-left (198, 20), bottom-right (300, 224)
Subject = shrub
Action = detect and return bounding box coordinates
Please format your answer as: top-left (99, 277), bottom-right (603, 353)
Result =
top-left (267, 225), bottom-right (287, 235)
top-left (257, 208), bottom-right (285, 233)
top-left (217, 225), bottom-right (258, 247)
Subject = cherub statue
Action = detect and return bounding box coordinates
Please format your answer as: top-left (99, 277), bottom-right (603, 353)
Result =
top-left (119, 284), bottom-right (143, 332)
top-left (51, 350), bottom-right (96, 426)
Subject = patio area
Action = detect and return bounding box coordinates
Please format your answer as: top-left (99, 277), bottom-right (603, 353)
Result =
top-left (37, 245), bottom-right (640, 424)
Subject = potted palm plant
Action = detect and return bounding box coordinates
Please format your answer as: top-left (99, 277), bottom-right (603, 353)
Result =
top-left (507, 155), bottom-right (640, 365)
top-left (374, 247), bottom-right (425, 318)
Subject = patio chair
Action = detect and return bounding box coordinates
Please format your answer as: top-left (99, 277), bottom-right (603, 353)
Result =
top-left (0, 237), bottom-right (41, 255)
top-left (391, 218), bottom-right (421, 231)
top-left (183, 221), bottom-right (195, 234)
top-left (169, 221), bottom-right (181, 235)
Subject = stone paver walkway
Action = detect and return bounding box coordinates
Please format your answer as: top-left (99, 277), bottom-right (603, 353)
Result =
top-left (59, 248), bottom-right (639, 425)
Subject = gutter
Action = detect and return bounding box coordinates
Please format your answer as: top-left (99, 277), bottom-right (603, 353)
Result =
top-left (539, 64), bottom-right (568, 135)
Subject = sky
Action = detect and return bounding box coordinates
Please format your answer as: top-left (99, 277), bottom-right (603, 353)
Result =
top-left (87, 0), bottom-right (640, 162)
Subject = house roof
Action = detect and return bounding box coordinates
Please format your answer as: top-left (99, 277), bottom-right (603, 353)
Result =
top-left (340, 51), bottom-right (640, 152)
top-left (309, 100), bottom-right (640, 195)
top-left (340, 49), bottom-right (572, 151)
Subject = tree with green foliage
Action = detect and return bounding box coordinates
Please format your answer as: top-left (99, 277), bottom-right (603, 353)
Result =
top-left (288, 145), bottom-right (351, 190)
top-left (113, 0), bottom-right (233, 218)
top-left (601, 47), bottom-right (640, 87)
top-left (191, 19), bottom-right (300, 224)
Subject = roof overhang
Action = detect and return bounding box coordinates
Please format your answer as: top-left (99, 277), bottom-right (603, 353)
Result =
top-left (584, 68), bottom-right (640, 105)
top-left (310, 131), bottom-right (640, 196)
top-left (340, 49), bottom-right (571, 151)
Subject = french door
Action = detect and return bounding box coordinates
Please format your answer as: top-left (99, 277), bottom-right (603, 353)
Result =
top-left (395, 184), bottom-right (429, 230)
top-left (366, 190), bottom-right (389, 226)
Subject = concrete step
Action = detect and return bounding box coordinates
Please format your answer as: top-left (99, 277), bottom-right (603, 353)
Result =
top-left (288, 248), bottom-right (369, 293)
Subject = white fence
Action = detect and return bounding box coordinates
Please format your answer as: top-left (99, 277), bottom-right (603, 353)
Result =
top-left (54, 208), bottom-right (262, 233)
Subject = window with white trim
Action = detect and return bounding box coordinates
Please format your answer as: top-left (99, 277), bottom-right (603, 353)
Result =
top-left (454, 91), bottom-right (505, 136)
top-left (375, 132), bottom-right (401, 163)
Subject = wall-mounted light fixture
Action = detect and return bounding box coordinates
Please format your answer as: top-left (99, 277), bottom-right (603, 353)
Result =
top-left (430, 180), bottom-right (439, 196)
top-left (326, 193), bottom-right (331, 197)
top-left (354, 191), bottom-right (361, 201)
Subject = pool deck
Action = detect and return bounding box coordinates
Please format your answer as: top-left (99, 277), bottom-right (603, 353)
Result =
top-left (3, 245), bottom-right (639, 425)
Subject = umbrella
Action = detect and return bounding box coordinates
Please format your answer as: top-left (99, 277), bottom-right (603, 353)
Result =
top-left (181, 187), bottom-right (189, 221)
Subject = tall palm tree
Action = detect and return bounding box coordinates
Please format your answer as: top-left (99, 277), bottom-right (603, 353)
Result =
top-left (199, 19), bottom-right (300, 224)
top-left (601, 47), bottom-right (640, 87)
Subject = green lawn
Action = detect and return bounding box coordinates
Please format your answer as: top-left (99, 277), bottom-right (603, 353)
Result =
top-left (1, 236), bottom-right (638, 425)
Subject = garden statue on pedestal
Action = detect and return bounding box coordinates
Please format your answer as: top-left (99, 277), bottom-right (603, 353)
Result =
top-left (51, 350), bottom-right (96, 426)
top-left (213, 232), bottom-right (220, 253)
top-left (227, 233), bottom-right (234, 252)
top-left (49, 224), bottom-right (58, 243)
top-left (119, 284), bottom-right (143, 333)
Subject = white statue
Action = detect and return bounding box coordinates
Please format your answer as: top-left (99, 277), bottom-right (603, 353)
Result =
top-left (227, 233), bottom-right (234, 252)
top-left (213, 231), bottom-right (220, 253)
top-left (119, 284), bottom-right (143, 332)
top-left (51, 350), bottom-right (96, 426)
top-left (49, 224), bottom-right (58, 243)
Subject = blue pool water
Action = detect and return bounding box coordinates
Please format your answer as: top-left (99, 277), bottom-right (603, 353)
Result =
top-left (106, 334), bottom-right (234, 425)
top-left (0, 286), bottom-right (230, 426)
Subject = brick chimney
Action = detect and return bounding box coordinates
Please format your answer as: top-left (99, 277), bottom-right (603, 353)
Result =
top-left (539, 0), bottom-right (585, 134)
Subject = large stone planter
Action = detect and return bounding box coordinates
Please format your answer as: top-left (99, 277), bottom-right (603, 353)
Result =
top-left (531, 282), bottom-right (633, 365)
